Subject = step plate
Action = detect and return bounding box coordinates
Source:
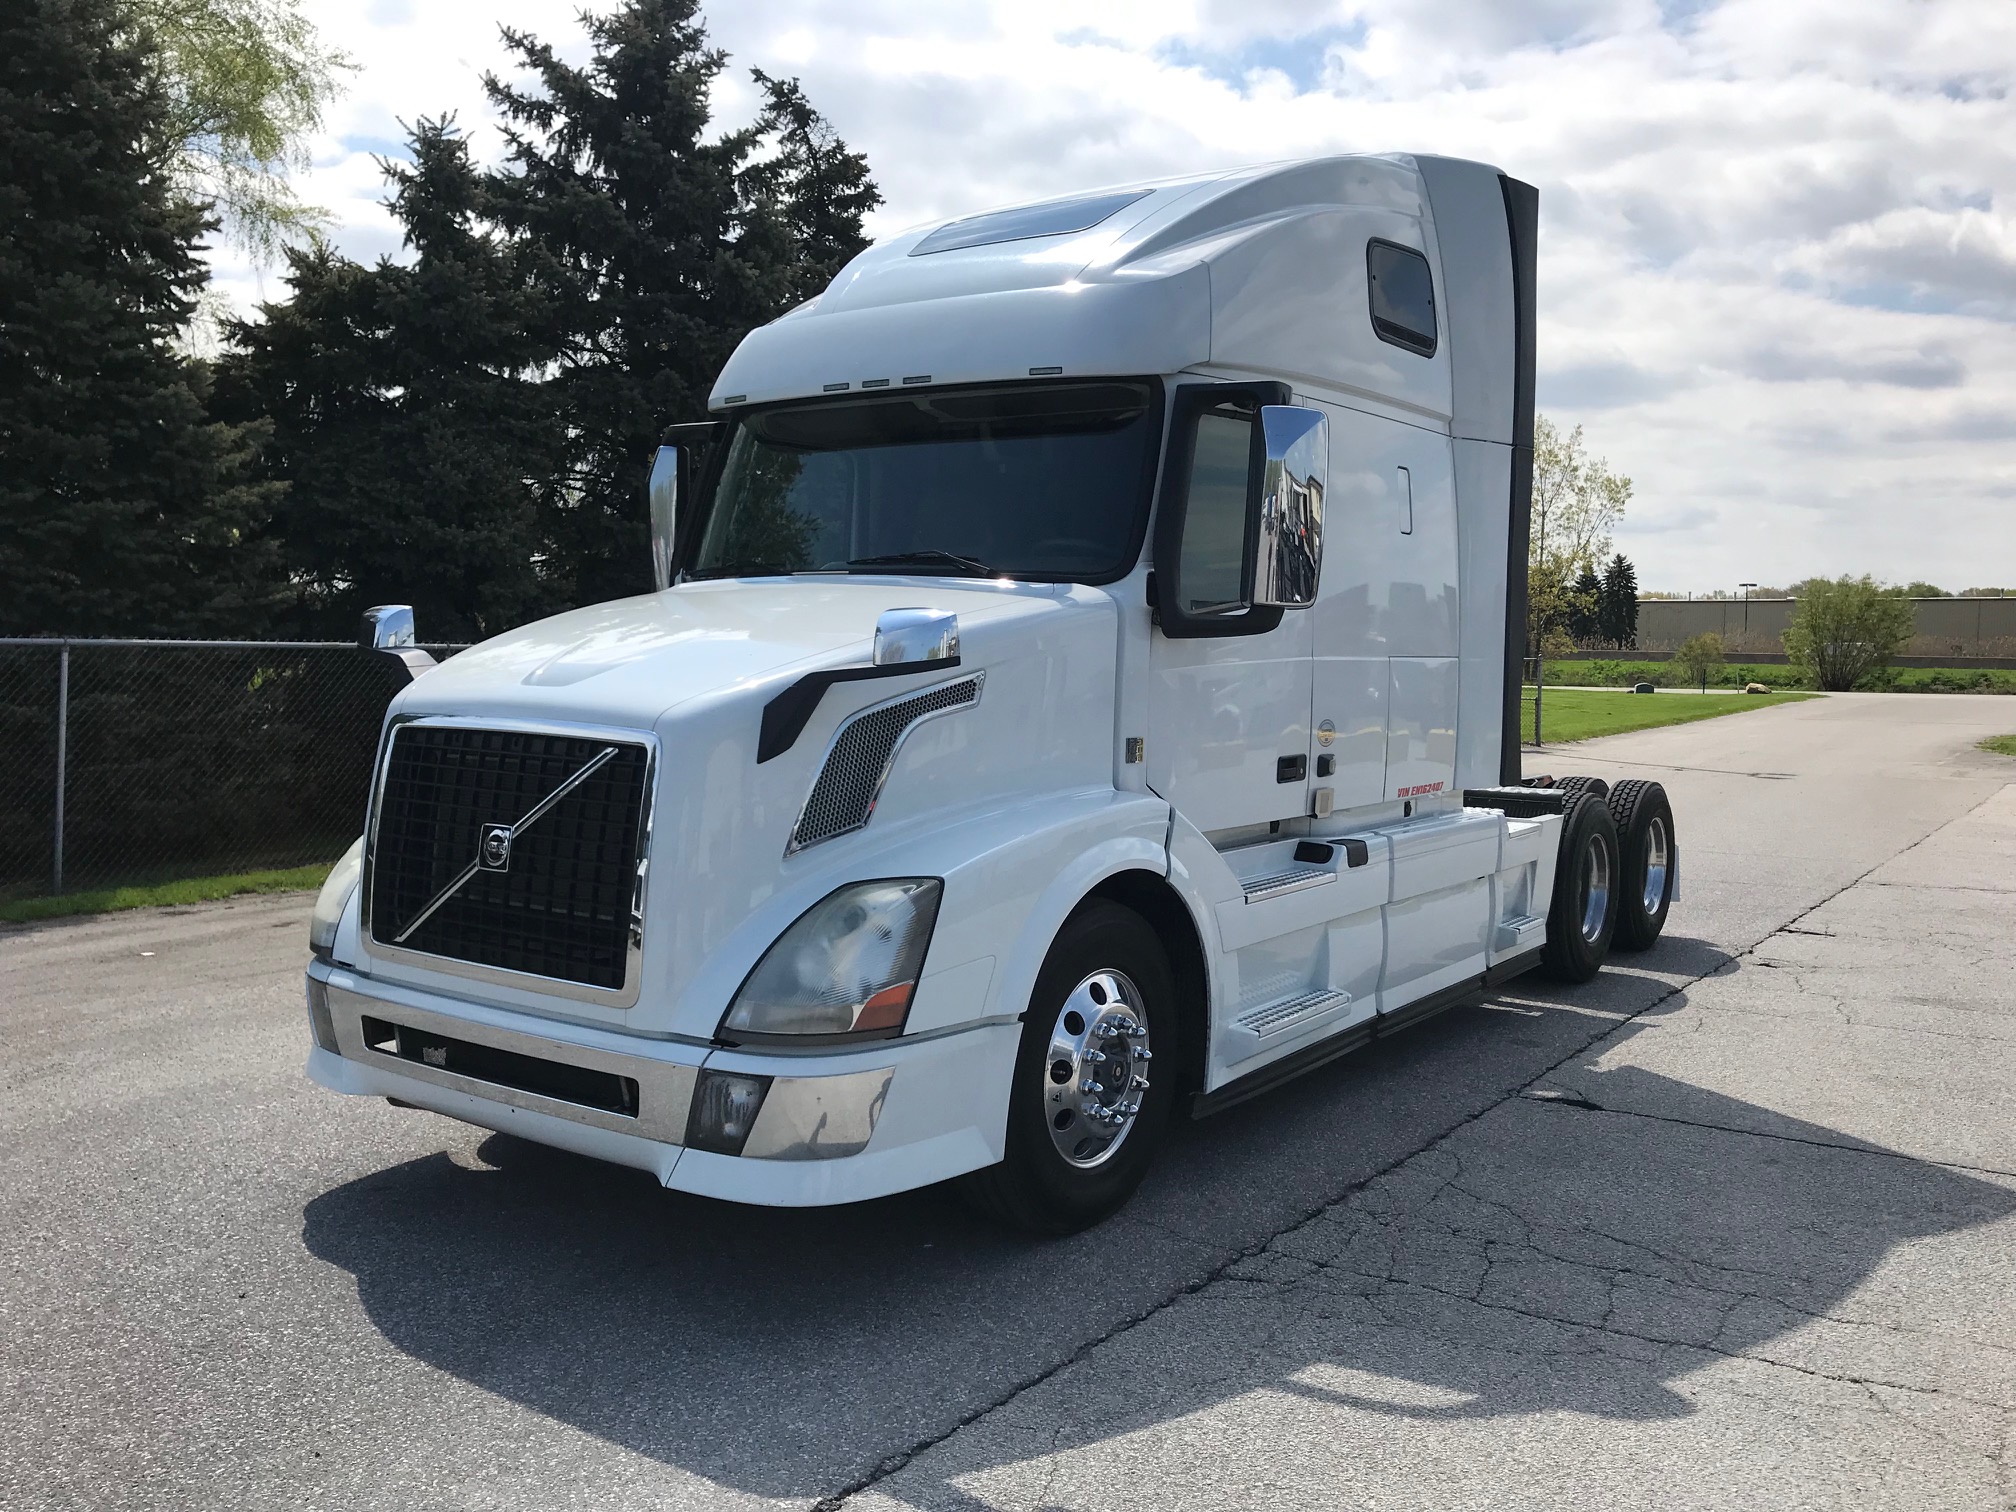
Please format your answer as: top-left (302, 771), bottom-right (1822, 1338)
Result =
top-left (1241, 868), bottom-right (1336, 904)
top-left (1233, 989), bottom-right (1355, 1041)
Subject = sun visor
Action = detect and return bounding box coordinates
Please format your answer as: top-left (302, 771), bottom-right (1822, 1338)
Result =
top-left (709, 264), bottom-right (1212, 410)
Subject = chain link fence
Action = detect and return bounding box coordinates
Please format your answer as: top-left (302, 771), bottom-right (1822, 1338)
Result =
top-left (0, 640), bottom-right (462, 900)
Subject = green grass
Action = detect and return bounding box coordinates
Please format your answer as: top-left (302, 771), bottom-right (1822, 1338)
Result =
top-left (1546, 659), bottom-right (2016, 694)
top-left (0, 862), bottom-right (335, 925)
top-left (1981, 734), bottom-right (2016, 757)
top-left (1523, 687), bottom-right (1817, 745)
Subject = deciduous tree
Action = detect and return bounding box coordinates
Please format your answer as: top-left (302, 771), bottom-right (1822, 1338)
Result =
top-left (1783, 576), bottom-right (1914, 691)
top-left (1671, 631), bottom-right (1724, 692)
top-left (1527, 414), bottom-right (1631, 657)
top-left (125, 0), bottom-right (348, 257)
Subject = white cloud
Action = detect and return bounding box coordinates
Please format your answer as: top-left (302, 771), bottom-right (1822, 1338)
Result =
top-left (213, 0), bottom-right (2016, 592)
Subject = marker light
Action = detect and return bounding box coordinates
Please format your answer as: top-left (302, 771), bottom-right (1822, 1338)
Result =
top-left (720, 879), bottom-right (943, 1040)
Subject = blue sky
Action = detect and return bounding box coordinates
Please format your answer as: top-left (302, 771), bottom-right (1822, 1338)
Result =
top-left (207, 0), bottom-right (2016, 592)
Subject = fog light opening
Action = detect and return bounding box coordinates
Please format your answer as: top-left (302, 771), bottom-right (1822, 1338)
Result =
top-left (686, 1070), bottom-right (774, 1156)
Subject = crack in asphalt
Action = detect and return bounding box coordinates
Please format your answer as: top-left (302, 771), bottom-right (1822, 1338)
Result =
top-left (814, 791), bottom-right (2012, 1510)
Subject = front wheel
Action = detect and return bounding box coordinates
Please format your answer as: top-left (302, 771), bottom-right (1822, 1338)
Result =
top-left (958, 901), bottom-right (1179, 1234)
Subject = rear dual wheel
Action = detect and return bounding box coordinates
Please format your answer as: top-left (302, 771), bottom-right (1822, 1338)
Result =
top-left (1606, 779), bottom-right (1675, 951)
top-left (1541, 791), bottom-right (1620, 982)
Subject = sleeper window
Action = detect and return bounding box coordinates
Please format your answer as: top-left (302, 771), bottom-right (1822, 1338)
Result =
top-left (1367, 240), bottom-right (1437, 357)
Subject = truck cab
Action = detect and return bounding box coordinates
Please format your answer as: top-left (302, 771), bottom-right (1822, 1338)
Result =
top-left (305, 153), bottom-right (1677, 1231)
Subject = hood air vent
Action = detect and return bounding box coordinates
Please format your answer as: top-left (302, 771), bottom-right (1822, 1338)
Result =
top-left (789, 675), bottom-right (983, 853)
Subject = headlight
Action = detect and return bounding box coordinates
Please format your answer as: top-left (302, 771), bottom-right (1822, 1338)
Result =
top-left (720, 878), bottom-right (943, 1040)
top-left (310, 837), bottom-right (365, 961)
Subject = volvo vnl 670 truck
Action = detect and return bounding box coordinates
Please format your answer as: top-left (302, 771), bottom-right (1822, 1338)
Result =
top-left (305, 154), bottom-right (1678, 1231)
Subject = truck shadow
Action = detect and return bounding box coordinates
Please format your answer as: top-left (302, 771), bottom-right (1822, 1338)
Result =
top-left (299, 952), bottom-right (2010, 1501)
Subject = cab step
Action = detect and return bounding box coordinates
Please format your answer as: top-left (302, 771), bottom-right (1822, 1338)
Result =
top-left (1232, 988), bottom-right (1354, 1042)
top-left (1241, 867), bottom-right (1334, 904)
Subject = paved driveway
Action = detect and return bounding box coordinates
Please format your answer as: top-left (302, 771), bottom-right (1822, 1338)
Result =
top-left (3, 693), bottom-right (2012, 1510)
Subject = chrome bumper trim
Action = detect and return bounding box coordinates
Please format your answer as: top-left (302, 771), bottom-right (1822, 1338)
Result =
top-left (324, 981), bottom-right (697, 1144)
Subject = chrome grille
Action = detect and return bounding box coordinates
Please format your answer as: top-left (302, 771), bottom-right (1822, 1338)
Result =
top-left (367, 724), bottom-right (651, 994)
top-left (790, 675), bottom-right (982, 852)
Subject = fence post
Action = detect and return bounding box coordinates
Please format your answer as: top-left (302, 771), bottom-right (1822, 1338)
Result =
top-left (1532, 650), bottom-right (1544, 748)
top-left (53, 642), bottom-right (70, 895)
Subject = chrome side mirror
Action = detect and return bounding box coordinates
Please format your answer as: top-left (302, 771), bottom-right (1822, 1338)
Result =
top-left (872, 608), bottom-right (960, 666)
top-left (360, 604), bottom-right (415, 650)
top-left (1250, 405), bottom-right (1327, 609)
top-left (649, 445), bottom-right (680, 592)
top-left (360, 604), bottom-right (437, 682)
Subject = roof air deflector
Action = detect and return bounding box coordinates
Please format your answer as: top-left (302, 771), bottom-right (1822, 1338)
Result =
top-left (911, 190), bottom-right (1152, 256)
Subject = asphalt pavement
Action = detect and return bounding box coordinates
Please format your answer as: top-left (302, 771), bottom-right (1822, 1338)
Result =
top-left (3, 692), bottom-right (2012, 1510)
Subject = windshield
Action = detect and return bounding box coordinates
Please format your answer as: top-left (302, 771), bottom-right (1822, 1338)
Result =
top-left (691, 381), bottom-right (1160, 583)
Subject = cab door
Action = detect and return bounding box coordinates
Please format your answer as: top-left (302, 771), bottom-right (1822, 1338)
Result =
top-left (1145, 385), bottom-right (1317, 837)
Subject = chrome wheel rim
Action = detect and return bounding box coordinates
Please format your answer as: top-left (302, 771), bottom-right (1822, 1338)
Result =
top-left (1043, 969), bottom-right (1152, 1169)
top-left (1580, 832), bottom-right (1613, 943)
top-left (1642, 817), bottom-right (1670, 916)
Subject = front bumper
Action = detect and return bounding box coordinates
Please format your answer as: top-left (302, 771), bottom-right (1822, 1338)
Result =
top-left (305, 962), bottom-right (1017, 1206)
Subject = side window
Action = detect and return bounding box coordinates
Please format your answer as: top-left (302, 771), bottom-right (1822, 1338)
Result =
top-left (1367, 240), bottom-right (1437, 357)
top-left (1177, 406), bottom-right (1254, 614)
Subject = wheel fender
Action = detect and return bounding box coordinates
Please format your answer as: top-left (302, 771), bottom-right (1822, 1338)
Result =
top-left (899, 791), bottom-right (1173, 1038)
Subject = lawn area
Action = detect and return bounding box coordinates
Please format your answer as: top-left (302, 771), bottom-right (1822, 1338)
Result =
top-left (1524, 687), bottom-right (1817, 745)
top-left (0, 862), bottom-right (335, 925)
top-left (1546, 658), bottom-right (2016, 694)
top-left (1982, 734), bottom-right (2016, 757)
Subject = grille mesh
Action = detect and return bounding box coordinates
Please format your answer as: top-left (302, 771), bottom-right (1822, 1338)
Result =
top-left (369, 726), bottom-right (650, 991)
top-left (792, 678), bottom-right (980, 850)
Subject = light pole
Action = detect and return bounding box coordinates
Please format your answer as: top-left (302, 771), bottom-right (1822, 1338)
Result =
top-left (1738, 582), bottom-right (1757, 641)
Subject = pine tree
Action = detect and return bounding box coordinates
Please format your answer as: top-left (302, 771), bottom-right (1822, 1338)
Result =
top-left (214, 118), bottom-right (564, 640)
top-left (0, 0), bottom-right (281, 635)
top-left (481, 0), bottom-right (878, 606)
top-left (1599, 552), bottom-right (1640, 649)
top-left (1568, 564), bottom-right (1602, 645)
top-left (749, 69), bottom-right (881, 305)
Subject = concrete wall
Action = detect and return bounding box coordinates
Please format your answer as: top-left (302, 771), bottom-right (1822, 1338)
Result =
top-left (1629, 598), bottom-right (2016, 658)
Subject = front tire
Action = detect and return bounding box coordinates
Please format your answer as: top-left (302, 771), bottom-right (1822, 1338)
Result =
top-left (959, 901), bottom-right (1179, 1234)
top-left (1540, 791), bottom-right (1621, 982)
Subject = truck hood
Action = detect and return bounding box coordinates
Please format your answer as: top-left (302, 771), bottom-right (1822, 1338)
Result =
top-left (397, 577), bottom-right (1078, 728)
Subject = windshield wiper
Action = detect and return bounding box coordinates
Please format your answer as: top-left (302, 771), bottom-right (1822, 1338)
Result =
top-left (846, 550), bottom-right (1000, 578)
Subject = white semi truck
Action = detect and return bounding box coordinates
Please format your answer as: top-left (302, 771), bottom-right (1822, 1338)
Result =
top-left (305, 154), bottom-right (1677, 1232)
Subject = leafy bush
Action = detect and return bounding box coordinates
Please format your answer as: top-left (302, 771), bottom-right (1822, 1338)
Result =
top-left (1783, 576), bottom-right (1915, 691)
top-left (1670, 632), bottom-right (1726, 691)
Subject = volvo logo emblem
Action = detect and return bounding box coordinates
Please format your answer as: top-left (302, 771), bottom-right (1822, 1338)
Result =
top-left (479, 823), bottom-right (514, 871)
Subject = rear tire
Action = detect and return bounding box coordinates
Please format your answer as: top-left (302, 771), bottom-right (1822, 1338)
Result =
top-left (1607, 779), bottom-right (1676, 950)
top-left (1540, 791), bottom-right (1620, 982)
top-left (958, 902), bottom-right (1180, 1235)
top-left (1553, 774), bottom-right (1610, 801)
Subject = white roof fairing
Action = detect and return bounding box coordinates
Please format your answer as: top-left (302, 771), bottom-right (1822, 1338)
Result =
top-left (709, 155), bottom-right (1495, 424)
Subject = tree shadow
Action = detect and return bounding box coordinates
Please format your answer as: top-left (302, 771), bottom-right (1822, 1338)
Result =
top-left (300, 940), bottom-right (2008, 1501)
